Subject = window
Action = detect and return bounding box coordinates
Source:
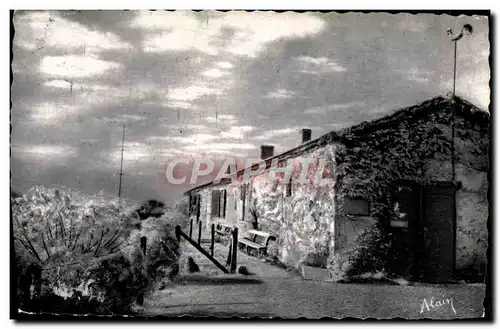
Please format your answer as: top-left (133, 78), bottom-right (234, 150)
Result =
top-left (189, 194), bottom-right (200, 217)
top-left (344, 197), bottom-right (370, 216)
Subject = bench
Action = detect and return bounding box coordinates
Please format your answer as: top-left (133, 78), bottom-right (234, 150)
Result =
top-left (238, 229), bottom-right (276, 257)
top-left (215, 223), bottom-right (233, 236)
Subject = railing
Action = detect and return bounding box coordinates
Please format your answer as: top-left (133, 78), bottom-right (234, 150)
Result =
top-left (175, 224), bottom-right (239, 274)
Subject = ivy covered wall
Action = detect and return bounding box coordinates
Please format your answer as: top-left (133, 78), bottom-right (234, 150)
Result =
top-left (330, 96), bottom-right (489, 281)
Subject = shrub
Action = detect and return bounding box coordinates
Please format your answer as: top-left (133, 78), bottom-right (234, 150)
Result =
top-left (345, 225), bottom-right (392, 277)
top-left (328, 225), bottom-right (393, 281)
top-left (12, 186), bottom-right (184, 315)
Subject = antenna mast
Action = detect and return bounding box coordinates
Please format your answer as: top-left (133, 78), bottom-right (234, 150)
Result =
top-left (118, 124), bottom-right (125, 200)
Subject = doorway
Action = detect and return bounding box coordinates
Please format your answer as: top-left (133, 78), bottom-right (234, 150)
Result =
top-left (420, 184), bottom-right (456, 283)
top-left (392, 182), bottom-right (456, 283)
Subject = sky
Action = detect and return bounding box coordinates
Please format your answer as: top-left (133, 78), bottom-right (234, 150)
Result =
top-left (10, 10), bottom-right (490, 205)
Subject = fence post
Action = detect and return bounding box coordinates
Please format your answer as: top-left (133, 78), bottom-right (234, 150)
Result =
top-left (230, 227), bottom-right (238, 273)
top-left (198, 221), bottom-right (202, 244)
top-left (226, 240), bottom-right (232, 266)
top-left (140, 236), bottom-right (147, 256)
top-left (175, 225), bottom-right (181, 242)
top-left (210, 223), bottom-right (215, 256)
top-left (189, 218), bottom-right (193, 239)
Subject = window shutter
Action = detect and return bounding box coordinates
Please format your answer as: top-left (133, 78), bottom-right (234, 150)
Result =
top-left (344, 197), bottom-right (370, 216)
top-left (211, 190), bottom-right (221, 217)
top-left (222, 189), bottom-right (227, 218)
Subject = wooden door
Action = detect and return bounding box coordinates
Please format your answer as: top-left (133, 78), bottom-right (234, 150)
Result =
top-left (421, 185), bottom-right (456, 283)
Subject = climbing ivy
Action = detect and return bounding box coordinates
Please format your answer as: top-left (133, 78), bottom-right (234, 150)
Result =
top-left (331, 96), bottom-right (489, 278)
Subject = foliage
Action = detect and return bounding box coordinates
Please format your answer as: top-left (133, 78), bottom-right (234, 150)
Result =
top-left (12, 186), bottom-right (140, 268)
top-left (135, 199), bottom-right (166, 220)
top-left (12, 186), bottom-right (183, 315)
top-left (345, 225), bottom-right (392, 277)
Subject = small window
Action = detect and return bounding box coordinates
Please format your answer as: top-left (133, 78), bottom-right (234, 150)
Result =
top-left (344, 197), bottom-right (370, 216)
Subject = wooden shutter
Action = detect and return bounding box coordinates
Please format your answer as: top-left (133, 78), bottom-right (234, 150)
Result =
top-left (195, 194), bottom-right (201, 221)
top-left (344, 197), bottom-right (370, 216)
top-left (221, 189), bottom-right (227, 218)
top-left (211, 190), bottom-right (221, 217)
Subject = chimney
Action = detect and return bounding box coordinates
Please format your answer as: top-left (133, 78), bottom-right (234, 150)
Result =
top-left (301, 128), bottom-right (312, 143)
top-left (260, 145), bottom-right (274, 160)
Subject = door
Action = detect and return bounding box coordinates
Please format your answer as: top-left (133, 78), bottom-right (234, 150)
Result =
top-left (421, 185), bottom-right (456, 283)
top-left (391, 184), bottom-right (419, 279)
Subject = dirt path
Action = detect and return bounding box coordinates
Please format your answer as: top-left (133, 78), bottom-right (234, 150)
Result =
top-left (139, 275), bottom-right (484, 319)
top-left (137, 240), bottom-right (485, 319)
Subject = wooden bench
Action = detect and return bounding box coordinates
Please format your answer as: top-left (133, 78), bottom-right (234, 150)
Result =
top-left (238, 229), bottom-right (276, 257)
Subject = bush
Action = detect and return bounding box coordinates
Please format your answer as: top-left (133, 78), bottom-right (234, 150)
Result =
top-left (328, 225), bottom-right (393, 281)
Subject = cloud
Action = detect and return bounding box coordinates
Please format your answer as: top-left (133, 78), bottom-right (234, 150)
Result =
top-left (219, 126), bottom-right (255, 139)
top-left (40, 55), bottom-right (121, 78)
top-left (12, 144), bottom-right (78, 161)
top-left (100, 114), bottom-right (148, 125)
top-left (202, 68), bottom-right (231, 78)
top-left (14, 11), bottom-right (132, 53)
top-left (167, 84), bottom-right (222, 101)
top-left (185, 142), bottom-right (255, 152)
top-left (162, 101), bottom-right (199, 110)
top-left (394, 68), bottom-right (434, 84)
top-left (254, 127), bottom-right (298, 141)
top-left (295, 56), bottom-right (347, 74)
top-left (28, 102), bottom-right (76, 124)
top-left (304, 101), bottom-right (365, 115)
top-left (397, 17), bottom-right (432, 33)
top-left (205, 114), bottom-right (237, 125)
top-left (171, 133), bottom-right (217, 144)
top-left (133, 11), bottom-right (325, 58)
top-left (215, 61), bottom-right (234, 69)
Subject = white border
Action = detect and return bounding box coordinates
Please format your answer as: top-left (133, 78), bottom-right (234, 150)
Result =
top-left (2, 2), bottom-right (497, 328)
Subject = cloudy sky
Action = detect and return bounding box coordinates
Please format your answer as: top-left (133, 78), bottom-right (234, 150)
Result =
top-left (11, 11), bottom-right (490, 205)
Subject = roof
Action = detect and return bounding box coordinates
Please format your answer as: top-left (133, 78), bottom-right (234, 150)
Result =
top-left (184, 95), bottom-right (488, 195)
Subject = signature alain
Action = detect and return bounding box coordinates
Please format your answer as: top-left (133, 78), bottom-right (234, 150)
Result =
top-left (420, 297), bottom-right (457, 315)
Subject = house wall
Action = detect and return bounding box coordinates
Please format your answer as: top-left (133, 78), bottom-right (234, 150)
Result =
top-left (249, 143), bottom-right (341, 269)
top-left (423, 116), bottom-right (489, 272)
top-left (331, 102), bottom-right (489, 280)
top-left (187, 142), bottom-right (342, 270)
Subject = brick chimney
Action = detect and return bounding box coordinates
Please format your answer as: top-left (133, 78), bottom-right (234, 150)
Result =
top-left (260, 145), bottom-right (274, 159)
top-left (301, 128), bottom-right (312, 143)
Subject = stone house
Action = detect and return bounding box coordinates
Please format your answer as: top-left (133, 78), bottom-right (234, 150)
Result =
top-left (184, 95), bottom-right (490, 283)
